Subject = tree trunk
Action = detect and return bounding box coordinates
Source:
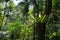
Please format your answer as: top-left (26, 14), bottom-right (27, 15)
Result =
top-left (34, 0), bottom-right (52, 40)
top-left (35, 22), bottom-right (46, 40)
top-left (44, 0), bottom-right (52, 16)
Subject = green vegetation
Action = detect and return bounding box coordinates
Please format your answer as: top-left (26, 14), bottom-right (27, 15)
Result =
top-left (0, 0), bottom-right (60, 40)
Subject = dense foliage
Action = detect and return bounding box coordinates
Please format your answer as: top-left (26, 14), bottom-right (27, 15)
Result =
top-left (0, 0), bottom-right (60, 40)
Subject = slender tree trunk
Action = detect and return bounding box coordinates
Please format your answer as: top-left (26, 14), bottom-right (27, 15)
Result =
top-left (33, 0), bottom-right (39, 40)
top-left (23, 0), bottom-right (29, 40)
top-left (44, 0), bottom-right (52, 16)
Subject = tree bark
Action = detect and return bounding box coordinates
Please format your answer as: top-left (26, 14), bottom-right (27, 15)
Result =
top-left (34, 0), bottom-right (52, 40)
top-left (44, 0), bottom-right (52, 16)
